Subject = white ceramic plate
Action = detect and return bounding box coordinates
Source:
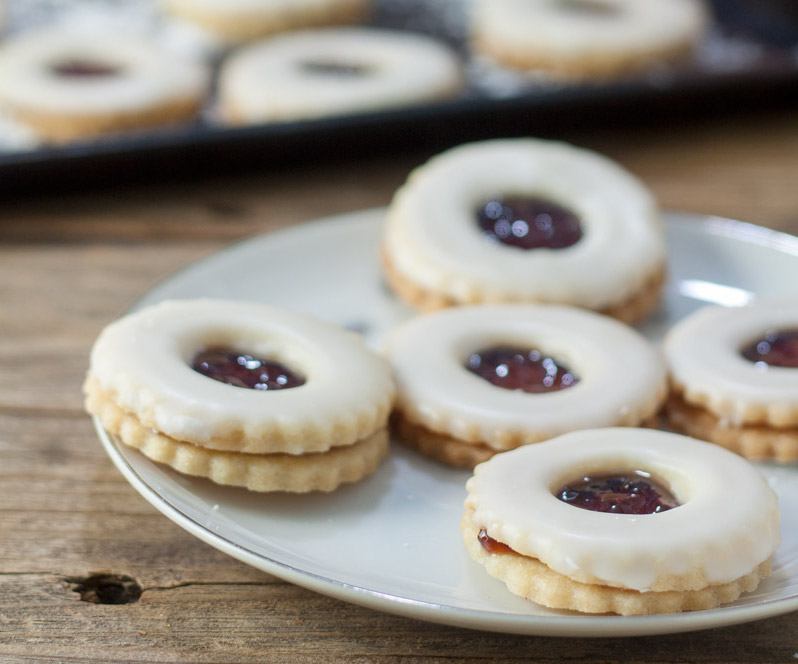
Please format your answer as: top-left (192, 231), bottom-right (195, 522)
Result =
top-left (96, 208), bottom-right (798, 637)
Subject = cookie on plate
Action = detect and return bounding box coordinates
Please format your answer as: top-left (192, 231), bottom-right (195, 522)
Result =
top-left (159, 0), bottom-right (370, 44)
top-left (84, 299), bottom-right (395, 492)
top-left (384, 304), bottom-right (667, 468)
top-left (470, 0), bottom-right (709, 80)
top-left (0, 28), bottom-right (210, 143)
top-left (663, 299), bottom-right (798, 462)
top-left (462, 428), bottom-right (779, 615)
top-left (217, 27), bottom-right (463, 125)
top-left (382, 138), bottom-right (666, 323)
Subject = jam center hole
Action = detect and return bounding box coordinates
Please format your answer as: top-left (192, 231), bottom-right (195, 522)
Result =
top-left (476, 196), bottom-right (583, 250)
top-left (300, 60), bottom-right (371, 77)
top-left (557, 471), bottom-right (677, 514)
top-left (466, 345), bottom-right (579, 393)
top-left (49, 59), bottom-right (122, 78)
top-left (191, 348), bottom-right (305, 390)
top-left (740, 328), bottom-right (798, 369)
top-left (554, 0), bottom-right (622, 17)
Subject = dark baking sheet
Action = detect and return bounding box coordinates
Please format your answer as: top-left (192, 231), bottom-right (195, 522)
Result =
top-left (1, 0), bottom-right (797, 196)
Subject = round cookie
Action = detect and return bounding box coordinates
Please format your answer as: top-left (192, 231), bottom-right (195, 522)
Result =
top-left (0, 28), bottom-right (210, 143)
top-left (160, 0), bottom-right (370, 44)
top-left (470, 0), bottom-right (709, 80)
top-left (382, 138), bottom-right (666, 323)
top-left (217, 27), bottom-right (463, 125)
top-left (462, 428), bottom-right (780, 615)
top-left (84, 298), bottom-right (395, 492)
top-left (384, 304), bottom-right (668, 468)
top-left (663, 299), bottom-right (798, 462)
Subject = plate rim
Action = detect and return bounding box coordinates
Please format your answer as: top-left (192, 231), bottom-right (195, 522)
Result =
top-left (98, 209), bottom-right (798, 638)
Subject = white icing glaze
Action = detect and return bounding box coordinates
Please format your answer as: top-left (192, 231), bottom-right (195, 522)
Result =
top-left (218, 27), bottom-right (463, 124)
top-left (0, 27), bottom-right (209, 116)
top-left (382, 138), bottom-right (665, 309)
top-left (472, 0), bottom-right (708, 64)
top-left (465, 427), bottom-right (780, 591)
top-left (664, 300), bottom-right (798, 426)
top-left (384, 304), bottom-right (667, 446)
top-left (88, 299), bottom-right (395, 454)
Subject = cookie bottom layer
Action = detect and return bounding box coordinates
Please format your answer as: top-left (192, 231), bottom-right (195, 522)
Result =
top-left (12, 95), bottom-right (203, 143)
top-left (87, 390), bottom-right (389, 492)
top-left (381, 248), bottom-right (666, 325)
top-left (471, 34), bottom-right (695, 81)
top-left (392, 411), bottom-right (659, 469)
top-left (666, 392), bottom-right (798, 463)
top-left (162, 0), bottom-right (369, 43)
top-left (461, 506), bottom-right (770, 615)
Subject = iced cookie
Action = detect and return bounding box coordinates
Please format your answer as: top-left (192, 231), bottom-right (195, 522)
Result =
top-left (663, 300), bottom-right (798, 462)
top-left (384, 304), bottom-right (667, 468)
top-left (84, 299), bottom-right (395, 492)
top-left (470, 0), bottom-right (709, 80)
top-left (0, 28), bottom-right (209, 143)
top-left (382, 138), bottom-right (666, 323)
top-left (462, 428), bottom-right (779, 615)
top-left (160, 0), bottom-right (369, 44)
top-left (217, 27), bottom-right (463, 125)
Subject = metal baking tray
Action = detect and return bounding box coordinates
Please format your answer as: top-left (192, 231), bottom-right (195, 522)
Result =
top-left (1, 0), bottom-right (797, 196)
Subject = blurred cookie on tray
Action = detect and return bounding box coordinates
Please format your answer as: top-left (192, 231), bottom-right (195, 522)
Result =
top-left (470, 0), bottom-right (710, 81)
top-left (0, 26), bottom-right (210, 143)
top-left (217, 26), bottom-right (464, 125)
top-left (159, 0), bottom-right (371, 44)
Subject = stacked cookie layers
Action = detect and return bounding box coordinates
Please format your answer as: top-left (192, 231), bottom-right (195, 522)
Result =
top-left (462, 428), bottom-right (780, 615)
top-left (382, 138), bottom-right (667, 324)
top-left (84, 299), bottom-right (395, 493)
top-left (664, 299), bottom-right (798, 462)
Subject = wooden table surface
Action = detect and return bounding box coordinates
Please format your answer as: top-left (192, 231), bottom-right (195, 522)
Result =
top-left (2, 108), bottom-right (798, 664)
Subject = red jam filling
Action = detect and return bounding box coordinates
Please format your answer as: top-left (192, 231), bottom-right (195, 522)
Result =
top-left (740, 329), bottom-right (798, 368)
top-left (466, 346), bottom-right (579, 393)
top-left (49, 60), bottom-right (121, 77)
top-left (300, 61), bottom-right (370, 77)
top-left (476, 196), bottom-right (583, 250)
top-left (191, 348), bottom-right (305, 390)
top-left (557, 472), bottom-right (677, 514)
top-left (477, 528), bottom-right (516, 555)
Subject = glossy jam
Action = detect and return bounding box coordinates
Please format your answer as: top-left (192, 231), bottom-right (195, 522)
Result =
top-left (49, 60), bottom-right (121, 77)
top-left (475, 196), bottom-right (583, 250)
top-left (478, 528), bottom-right (516, 555)
top-left (466, 346), bottom-right (579, 393)
top-left (300, 61), bottom-right (370, 77)
top-left (740, 329), bottom-right (798, 369)
top-left (557, 472), bottom-right (677, 514)
top-left (191, 348), bottom-right (305, 390)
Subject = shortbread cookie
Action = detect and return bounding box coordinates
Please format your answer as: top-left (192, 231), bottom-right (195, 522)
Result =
top-left (88, 386), bottom-right (389, 492)
top-left (160, 0), bottom-right (369, 44)
top-left (381, 138), bottom-right (666, 323)
top-left (84, 298), bottom-right (395, 492)
top-left (462, 428), bottom-right (780, 615)
top-left (663, 299), bottom-right (798, 462)
top-left (0, 28), bottom-right (209, 143)
top-left (384, 304), bottom-right (667, 468)
top-left (217, 27), bottom-right (463, 125)
top-left (471, 0), bottom-right (709, 80)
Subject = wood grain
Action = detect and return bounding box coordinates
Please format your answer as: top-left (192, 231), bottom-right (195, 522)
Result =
top-left (1, 109), bottom-right (797, 663)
